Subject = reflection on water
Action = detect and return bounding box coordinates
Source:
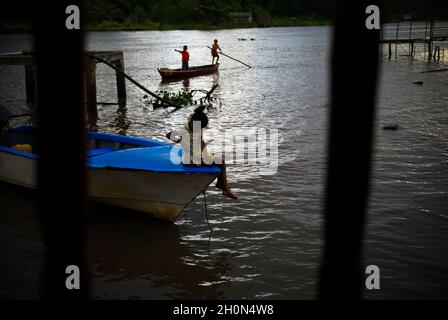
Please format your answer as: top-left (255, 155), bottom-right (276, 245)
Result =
top-left (182, 79), bottom-right (190, 91)
top-left (89, 205), bottom-right (229, 299)
top-left (113, 106), bottom-right (130, 136)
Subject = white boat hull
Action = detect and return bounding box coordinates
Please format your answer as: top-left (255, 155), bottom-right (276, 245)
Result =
top-left (88, 169), bottom-right (216, 221)
top-left (0, 151), bottom-right (216, 221)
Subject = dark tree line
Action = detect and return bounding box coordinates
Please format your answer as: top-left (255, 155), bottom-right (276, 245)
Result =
top-left (84, 0), bottom-right (448, 26)
top-left (1, 0), bottom-right (447, 31)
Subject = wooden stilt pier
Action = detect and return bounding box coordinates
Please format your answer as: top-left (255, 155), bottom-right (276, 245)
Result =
top-left (380, 20), bottom-right (448, 61)
top-left (0, 50), bottom-right (127, 128)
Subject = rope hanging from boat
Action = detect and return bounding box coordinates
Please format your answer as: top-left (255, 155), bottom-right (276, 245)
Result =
top-left (83, 53), bottom-right (183, 109)
top-left (203, 190), bottom-right (213, 234)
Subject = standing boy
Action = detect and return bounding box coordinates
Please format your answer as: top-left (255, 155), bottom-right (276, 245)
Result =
top-left (211, 39), bottom-right (222, 64)
top-left (175, 45), bottom-right (190, 70)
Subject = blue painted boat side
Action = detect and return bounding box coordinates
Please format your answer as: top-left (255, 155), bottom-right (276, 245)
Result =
top-left (88, 145), bottom-right (221, 174)
top-left (7, 125), bottom-right (37, 133)
top-left (7, 125), bottom-right (168, 148)
top-left (0, 146), bottom-right (37, 159)
top-left (87, 131), bottom-right (168, 148)
top-left (2, 125), bottom-right (221, 174)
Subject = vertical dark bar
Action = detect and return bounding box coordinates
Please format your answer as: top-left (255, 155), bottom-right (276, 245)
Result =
top-left (33, 1), bottom-right (89, 298)
top-left (319, 1), bottom-right (380, 299)
top-left (25, 64), bottom-right (37, 106)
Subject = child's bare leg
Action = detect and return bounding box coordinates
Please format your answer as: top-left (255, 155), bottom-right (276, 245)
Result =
top-left (215, 160), bottom-right (237, 199)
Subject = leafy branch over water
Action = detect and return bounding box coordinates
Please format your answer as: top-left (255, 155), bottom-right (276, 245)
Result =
top-left (141, 84), bottom-right (220, 110)
top-left (142, 90), bottom-right (193, 109)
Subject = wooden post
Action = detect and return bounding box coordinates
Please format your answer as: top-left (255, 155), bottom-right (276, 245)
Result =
top-left (437, 46), bottom-right (440, 61)
top-left (428, 21), bottom-right (434, 61)
top-left (428, 41), bottom-right (432, 61)
top-left (394, 22), bottom-right (400, 60)
top-left (410, 42), bottom-right (414, 58)
top-left (114, 52), bottom-right (126, 107)
top-left (388, 43), bottom-right (392, 59)
top-left (25, 65), bottom-right (37, 106)
top-left (408, 21), bottom-right (413, 58)
top-left (85, 61), bottom-right (98, 127)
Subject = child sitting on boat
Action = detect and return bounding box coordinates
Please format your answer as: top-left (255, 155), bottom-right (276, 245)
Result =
top-left (175, 45), bottom-right (190, 71)
top-left (166, 106), bottom-right (237, 199)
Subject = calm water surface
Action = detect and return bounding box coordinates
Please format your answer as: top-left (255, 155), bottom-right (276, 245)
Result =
top-left (0, 27), bottom-right (447, 299)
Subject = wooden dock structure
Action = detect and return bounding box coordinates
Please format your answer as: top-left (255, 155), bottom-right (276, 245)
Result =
top-left (380, 20), bottom-right (448, 61)
top-left (0, 50), bottom-right (127, 127)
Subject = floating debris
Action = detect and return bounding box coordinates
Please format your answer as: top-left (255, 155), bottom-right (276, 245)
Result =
top-left (382, 124), bottom-right (399, 130)
top-left (142, 90), bottom-right (193, 109)
top-left (420, 68), bottom-right (448, 73)
top-left (141, 84), bottom-right (220, 110)
top-left (413, 81), bottom-right (423, 85)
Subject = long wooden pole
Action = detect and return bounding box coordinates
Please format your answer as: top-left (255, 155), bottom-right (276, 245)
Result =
top-left (207, 46), bottom-right (252, 68)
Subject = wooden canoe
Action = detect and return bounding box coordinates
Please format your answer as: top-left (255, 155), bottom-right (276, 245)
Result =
top-left (158, 63), bottom-right (219, 80)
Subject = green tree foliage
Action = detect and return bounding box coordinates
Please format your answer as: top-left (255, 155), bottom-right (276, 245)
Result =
top-left (84, 0), bottom-right (448, 27)
top-left (1, 0), bottom-right (447, 31)
top-left (85, 0), bottom-right (334, 27)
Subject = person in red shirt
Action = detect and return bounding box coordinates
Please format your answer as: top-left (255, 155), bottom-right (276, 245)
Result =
top-left (175, 45), bottom-right (190, 70)
top-left (211, 39), bottom-right (222, 64)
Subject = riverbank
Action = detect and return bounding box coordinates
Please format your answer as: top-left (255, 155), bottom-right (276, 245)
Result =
top-left (0, 17), bottom-right (329, 33)
top-left (89, 16), bottom-right (329, 31)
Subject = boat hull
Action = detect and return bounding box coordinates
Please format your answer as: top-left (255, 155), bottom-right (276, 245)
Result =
top-left (158, 64), bottom-right (219, 80)
top-left (0, 149), bottom-right (217, 222)
top-left (88, 168), bottom-right (216, 221)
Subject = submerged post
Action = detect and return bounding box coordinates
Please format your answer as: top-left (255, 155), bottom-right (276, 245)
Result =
top-left (428, 21), bottom-right (434, 61)
top-left (395, 21), bottom-right (400, 59)
top-left (85, 60), bottom-right (98, 127)
top-left (114, 52), bottom-right (126, 107)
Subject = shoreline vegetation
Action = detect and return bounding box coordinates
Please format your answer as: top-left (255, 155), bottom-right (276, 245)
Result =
top-left (0, 17), bottom-right (329, 34)
top-left (89, 17), bottom-right (329, 31)
top-left (1, 0), bottom-right (447, 34)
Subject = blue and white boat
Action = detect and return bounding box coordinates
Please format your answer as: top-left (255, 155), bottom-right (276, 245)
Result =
top-left (0, 125), bottom-right (220, 221)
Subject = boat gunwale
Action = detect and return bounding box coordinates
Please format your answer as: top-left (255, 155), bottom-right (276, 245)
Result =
top-left (1, 126), bottom-right (221, 175)
top-left (0, 146), bottom-right (36, 159)
top-left (158, 63), bottom-right (219, 79)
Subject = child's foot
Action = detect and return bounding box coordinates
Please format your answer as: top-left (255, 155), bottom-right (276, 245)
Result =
top-left (223, 189), bottom-right (238, 199)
